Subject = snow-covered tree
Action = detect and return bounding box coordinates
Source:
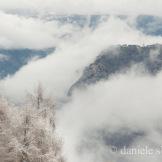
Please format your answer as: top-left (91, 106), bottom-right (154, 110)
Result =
top-left (0, 97), bottom-right (19, 162)
top-left (0, 86), bottom-right (64, 162)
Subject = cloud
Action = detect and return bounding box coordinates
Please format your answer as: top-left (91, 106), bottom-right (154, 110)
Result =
top-left (1, 0), bottom-right (162, 16)
top-left (1, 16), bottom-right (162, 162)
top-left (1, 5), bottom-right (162, 162)
top-left (0, 11), bottom-right (54, 49)
top-left (57, 71), bottom-right (162, 162)
top-left (1, 16), bottom-right (162, 101)
top-left (0, 11), bottom-right (83, 49)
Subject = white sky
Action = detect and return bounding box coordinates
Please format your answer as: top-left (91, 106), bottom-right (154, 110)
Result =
top-left (0, 0), bottom-right (162, 16)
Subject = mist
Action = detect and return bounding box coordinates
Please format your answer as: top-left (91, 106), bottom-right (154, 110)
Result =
top-left (57, 70), bottom-right (162, 162)
top-left (1, 16), bottom-right (162, 101)
top-left (1, 1), bottom-right (162, 162)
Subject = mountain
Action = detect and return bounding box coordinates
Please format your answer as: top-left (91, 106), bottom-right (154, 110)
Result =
top-left (69, 44), bottom-right (162, 94)
top-left (137, 15), bottom-right (162, 36)
top-left (0, 48), bottom-right (54, 78)
top-left (80, 127), bottom-right (145, 156)
top-left (46, 15), bottom-right (109, 29)
top-left (44, 14), bottom-right (162, 36)
top-left (4, 12), bottom-right (162, 36)
top-left (68, 44), bottom-right (162, 155)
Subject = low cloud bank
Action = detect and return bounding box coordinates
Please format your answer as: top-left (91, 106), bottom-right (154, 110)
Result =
top-left (57, 71), bottom-right (162, 162)
top-left (1, 16), bottom-right (162, 101)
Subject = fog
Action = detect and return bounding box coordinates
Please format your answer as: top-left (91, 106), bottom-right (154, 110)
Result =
top-left (1, 16), bottom-right (162, 101)
top-left (1, 1), bottom-right (162, 162)
top-left (57, 70), bottom-right (162, 162)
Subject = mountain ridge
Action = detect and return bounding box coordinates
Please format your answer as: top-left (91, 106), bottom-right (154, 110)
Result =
top-left (69, 44), bottom-right (162, 95)
top-left (0, 48), bottom-right (55, 78)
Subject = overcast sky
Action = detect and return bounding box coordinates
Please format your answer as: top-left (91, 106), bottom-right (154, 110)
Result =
top-left (0, 0), bottom-right (162, 16)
